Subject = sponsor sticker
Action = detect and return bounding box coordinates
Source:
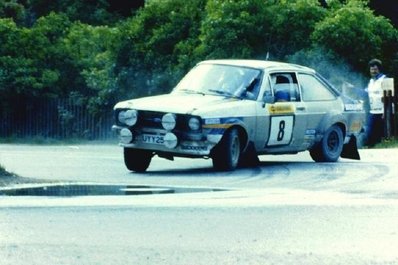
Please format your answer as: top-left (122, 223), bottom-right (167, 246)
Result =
top-left (345, 103), bottom-right (363, 111)
top-left (268, 104), bottom-right (295, 115)
top-left (203, 117), bottom-right (242, 129)
top-left (305, 129), bottom-right (316, 135)
top-left (204, 118), bottom-right (221, 125)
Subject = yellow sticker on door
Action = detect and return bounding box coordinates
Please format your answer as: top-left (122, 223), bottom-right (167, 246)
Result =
top-left (268, 104), bottom-right (295, 115)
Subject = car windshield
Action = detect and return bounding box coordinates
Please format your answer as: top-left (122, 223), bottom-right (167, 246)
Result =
top-left (173, 64), bottom-right (262, 99)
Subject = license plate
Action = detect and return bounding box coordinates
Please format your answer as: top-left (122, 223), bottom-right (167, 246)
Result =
top-left (142, 134), bottom-right (164, 145)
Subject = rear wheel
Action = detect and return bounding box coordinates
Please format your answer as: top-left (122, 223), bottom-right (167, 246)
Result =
top-left (310, 125), bottom-right (344, 162)
top-left (212, 128), bottom-right (241, 171)
top-left (124, 148), bottom-right (153, 172)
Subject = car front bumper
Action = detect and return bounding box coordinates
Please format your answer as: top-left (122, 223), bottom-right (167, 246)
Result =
top-left (112, 125), bottom-right (218, 156)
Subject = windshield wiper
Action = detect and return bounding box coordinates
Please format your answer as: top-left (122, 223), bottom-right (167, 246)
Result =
top-left (208, 89), bottom-right (233, 97)
top-left (178, 89), bottom-right (205, 95)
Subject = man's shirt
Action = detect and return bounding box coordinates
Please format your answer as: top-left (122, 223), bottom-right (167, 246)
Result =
top-left (367, 73), bottom-right (386, 114)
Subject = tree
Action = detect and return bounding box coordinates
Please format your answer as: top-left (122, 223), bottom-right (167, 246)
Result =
top-left (11, 0), bottom-right (121, 26)
top-left (64, 22), bottom-right (120, 115)
top-left (197, 0), bottom-right (272, 59)
top-left (0, 18), bottom-right (38, 102)
top-left (311, 1), bottom-right (398, 73)
top-left (0, 0), bottom-right (25, 24)
top-left (266, 0), bottom-right (326, 60)
top-left (24, 12), bottom-right (72, 97)
top-left (0, 13), bottom-right (74, 124)
top-left (114, 0), bottom-right (206, 99)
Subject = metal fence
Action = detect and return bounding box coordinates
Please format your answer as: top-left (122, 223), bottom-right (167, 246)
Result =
top-left (0, 98), bottom-right (114, 140)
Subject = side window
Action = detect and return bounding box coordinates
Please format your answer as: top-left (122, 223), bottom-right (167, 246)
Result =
top-left (269, 73), bottom-right (300, 102)
top-left (261, 75), bottom-right (273, 99)
top-left (298, 73), bottom-right (336, 101)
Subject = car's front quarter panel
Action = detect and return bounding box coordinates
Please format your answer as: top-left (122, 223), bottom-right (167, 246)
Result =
top-left (196, 99), bottom-right (257, 141)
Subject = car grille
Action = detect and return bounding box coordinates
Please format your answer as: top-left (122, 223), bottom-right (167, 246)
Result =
top-left (136, 111), bottom-right (164, 129)
top-left (115, 109), bottom-right (202, 135)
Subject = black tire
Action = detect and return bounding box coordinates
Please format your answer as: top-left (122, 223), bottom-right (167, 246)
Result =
top-left (212, 128), bottom-right (241, 171)
top-left (310, 125), bottom-right (344, 162)
top-left (124, 148), bottom-right (153, 172)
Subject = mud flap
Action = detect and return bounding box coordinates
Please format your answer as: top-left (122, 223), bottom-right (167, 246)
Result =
top-left (341, 136), bottom-right (360, 160)
top-left (238, 142), bottom-right (260, 167)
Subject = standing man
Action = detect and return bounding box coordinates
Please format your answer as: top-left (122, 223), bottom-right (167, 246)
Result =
top-left (365, 58), bottom-right (386, 146)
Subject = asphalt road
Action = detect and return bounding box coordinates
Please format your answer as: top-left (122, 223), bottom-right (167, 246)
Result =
top-left (1, 144), bottom-right (398, 264)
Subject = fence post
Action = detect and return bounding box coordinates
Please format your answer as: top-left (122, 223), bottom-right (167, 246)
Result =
top-left (383, 90), bottom-right (395, 140)
top-left (395, 81), bottom-right (398, 138)
top-left (394, 94), bottom-right (398, 138)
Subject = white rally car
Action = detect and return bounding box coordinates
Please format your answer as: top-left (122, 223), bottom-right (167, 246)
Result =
top-left (112, 60), bottom-right (365, 172)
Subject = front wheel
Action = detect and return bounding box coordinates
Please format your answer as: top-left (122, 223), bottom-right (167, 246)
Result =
top-left (124, 148), bottom-right (153, 172)
top-left (212, 128), bottom-right (241, 171)
top-left (310, 125), bottom-right (344, 162)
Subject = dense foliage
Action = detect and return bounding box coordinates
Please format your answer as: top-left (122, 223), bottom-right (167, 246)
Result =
top-left (1, 0), bottom-right (397, 118)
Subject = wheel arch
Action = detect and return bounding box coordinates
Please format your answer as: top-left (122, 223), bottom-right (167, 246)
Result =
top-left (315, 120), bottom-right (347, 146)
top-left (318, 113), bottom-right (347, 139)
top-left (334, 122), bottom-right (347, 139)
top-left (229, 125), bottom-right (249, 152)
top-left (211, 124), bottom-right (249, 154)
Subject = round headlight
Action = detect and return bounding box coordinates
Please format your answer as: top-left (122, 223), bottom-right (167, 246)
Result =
top-left (164, 132), bottom-right (178, 149)
top-left (188, 117), bottom-right (200, 131)
top-left (118, 110), bottom-right (126, 123)
top-left (162, 113), bottom-right (176, 131)
top-left (120, 128), bottom-right (133, 144)
top-left (124, 109), bottom-right (138, 126)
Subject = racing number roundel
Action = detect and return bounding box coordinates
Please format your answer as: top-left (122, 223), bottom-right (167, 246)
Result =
top-left (267, 116), bottom-right (293, 146)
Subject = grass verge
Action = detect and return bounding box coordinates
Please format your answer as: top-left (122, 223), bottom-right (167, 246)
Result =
top-left (0, 164), bottom-right (50, 187)
top-left (371, 138), bottom-right (398, 148)
top-left (0, 165), bottom-right (18, 186)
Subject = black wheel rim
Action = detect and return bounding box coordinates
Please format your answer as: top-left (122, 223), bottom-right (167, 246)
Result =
top-left (327, 130), bottom-right (339, 153)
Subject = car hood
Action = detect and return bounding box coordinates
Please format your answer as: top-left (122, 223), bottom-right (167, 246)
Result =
top-left (114, 93), bottom-right (239, 114)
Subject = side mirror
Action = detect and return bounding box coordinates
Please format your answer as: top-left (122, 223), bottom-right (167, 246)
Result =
top-left (263, 94), bottom-right (275, 104)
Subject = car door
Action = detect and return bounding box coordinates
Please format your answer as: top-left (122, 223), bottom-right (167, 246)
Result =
top-left (255, 72), bottom-right (308, 152)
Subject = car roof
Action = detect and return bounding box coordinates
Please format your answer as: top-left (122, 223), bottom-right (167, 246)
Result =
top-left (199, 59), bottom-right (315, 73)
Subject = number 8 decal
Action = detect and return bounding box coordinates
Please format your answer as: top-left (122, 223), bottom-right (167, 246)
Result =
top-left (277, 120), bottom-right (285, 141)
top-left (267, 116), bottom-right (294, 146)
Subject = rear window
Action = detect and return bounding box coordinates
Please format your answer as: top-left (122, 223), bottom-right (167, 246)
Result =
top-left (298, 73), bottom-right (336, 101)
